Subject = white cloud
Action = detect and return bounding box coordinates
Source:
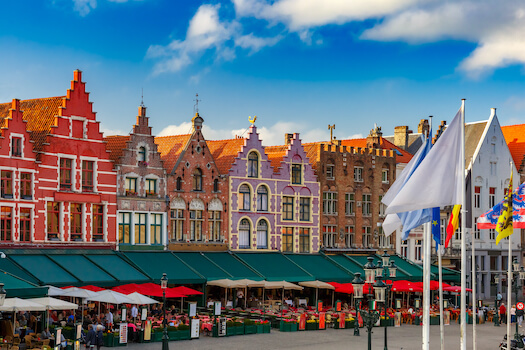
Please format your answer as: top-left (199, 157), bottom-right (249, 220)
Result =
top-left (73, 0), bottom-right (96, 16)
top-left (346, 133), bottom-right (364, 139)
top-left (100, 126), bottom-right (126, 136)
top-left (235, 33), bottom-right (282, 53)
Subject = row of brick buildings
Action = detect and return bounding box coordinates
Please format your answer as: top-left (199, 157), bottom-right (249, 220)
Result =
top-left (0, 71), bottom-right (406, 254)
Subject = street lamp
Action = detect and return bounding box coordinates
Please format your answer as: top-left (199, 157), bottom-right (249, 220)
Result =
top-left (361, 256), bottom-right (380, 350)
top-left (377, 251), bottom-right (397, 350)
top-left (510, 259), bottom-right (525, 348)
top-left (494, 274), bottom-right (501, 327)
top-left (160, 273), bottom-right (169, 350)
top-left (351, 272), bottom-right (364, 336)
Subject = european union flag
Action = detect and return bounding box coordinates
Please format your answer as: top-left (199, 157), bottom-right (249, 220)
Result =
top-left (431, 207), bottom-right (441, 249)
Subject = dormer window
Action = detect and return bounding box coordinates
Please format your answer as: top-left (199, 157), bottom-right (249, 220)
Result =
top-left (248, 152), bottom-right (259, 178)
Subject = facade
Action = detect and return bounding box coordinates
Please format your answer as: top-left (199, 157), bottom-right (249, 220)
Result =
top-left (105, 105), bottom-right (169, 250)
top-left (156, 114), bottom-right (229, 251)
top-left (303, 125), bottom-right (399, 254)
top-left (0, 70), bottom-right (117, 248)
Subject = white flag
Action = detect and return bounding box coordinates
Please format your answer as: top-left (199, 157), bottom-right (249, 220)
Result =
top-left (385, 108), bottom-right (463, 215)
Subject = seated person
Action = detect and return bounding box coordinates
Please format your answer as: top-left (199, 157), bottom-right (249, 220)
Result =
top-left (41, 329), bottom-right (52, 339)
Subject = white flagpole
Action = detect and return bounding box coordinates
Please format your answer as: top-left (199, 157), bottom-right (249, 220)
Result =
top-left (472, 232), bottom-right (477, 350)
top-left (460, 99), bottom-right (467, 350)
top-left (507, 161), bottom-right (513, 342)
top-left (422, 221), bottom-right (431, 350)
top-left (439, 245), bottom-right (445, 350)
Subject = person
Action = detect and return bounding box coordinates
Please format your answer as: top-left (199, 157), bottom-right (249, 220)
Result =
top-left (237, 289), bottom-right (245, 309)
top-left (500, 303), bottom-right (507, 324)
top-left (131, 305), bottom-right (138, 321)
top-left (517, 307), bottom-right (524, 327)
top-left (95, 325), bottom-right (104, 350)
top-left (41, 328), bottom-right (52, 340)
top-left (511, 304), bottom-right (517, 323)
top-left (85, 324), bottom-right (95, 349)
top-left (106, 309), bottom-right (113, 329)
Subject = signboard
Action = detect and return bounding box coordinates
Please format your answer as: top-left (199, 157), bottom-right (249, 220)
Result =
top-left (119, 323), bottom-right (128, 344)
top-left (336, 301), bottom-right (341, 312)
top-left (141, 307), bottom-right (148, 321)
top-left (190, 319), bottom-right (200, 339)
top-left (121, 308), bottom-right (127, 323)
top-left (394, 312), bottom-right (401, 327)
top-left (443, 300), bottom-right (448, 308)
top-left (339, 312), bottom-right (345, 329)
top-left (214, 301), bottom-right (222, 316)
top-left (319, 312), bottom-right (326, 330)
top-left (189, 302), bottom-right (197, 317)
top-left (517, 302), bottom-right (525, 311)
top-left (415, 299), bottom-right (421, 309)
top-left (299, 314), bottom-right (307, 330)
top-left (317, 301), bottom-right (323, 312)
top-left (218, 317), bottom-right (227, 337)
top-left (395, 299), bottom-right (402, 309)
top-left (54, 328), bottom-right (62, 350)
top-left (143, 320), bottom-right (152, 341)
top-left (444, 311), bottom-right (450, 326)
top-left (76, 324), bottom-right (82, 340)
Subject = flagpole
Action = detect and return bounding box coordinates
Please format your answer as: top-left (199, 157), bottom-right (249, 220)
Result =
top-left (422, 221), bottom-right (431, 350)
top-left (460, 99), bottom-right (467, 350)
top-left (438, 245), bottom-right (445, 350)
top-left (472, 231), bottom-right (477, 350)
top-left (507, 161), bottom-right (513, 341)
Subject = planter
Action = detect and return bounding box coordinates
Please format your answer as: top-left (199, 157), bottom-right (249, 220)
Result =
top-left (279, 321), bottom-right (298, 332)
top-left (168, 331), bottom-right (178, 341)
top-left (244, 325), bottom-right (257, 334)
top-left (261, 324), bottom-right (271, 333)
top-left (345, 320), bottom-right (355, 329)
top-left (178, 330), bottom-right (191, 340)
top-left (226, 326), bottom-right (244, 336)
top-left (430, 316), bottom-right (440, 325)
top-left (152, 331), bottom-right (164, 342)
top-left (305, 322), bottom-right (319, 331)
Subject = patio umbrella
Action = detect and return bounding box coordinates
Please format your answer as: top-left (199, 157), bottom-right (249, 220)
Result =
top-left (111, 283), bottom-right (143, 295)
top-left (261, 281), bottom-right (303, 319)
top-left (60, 287), bottom-right (98, 324)
top-left (125, 292), bottom-right (159, 305)
top-left (207, 279), bottom-right (238, 309)
top-left (0, 298), bottom-right (47, 330)
top-left (299, 281), bottom-right (335, 308)
top-left (87, 290), bottom-right (134, 304)
top-left (170, 286), bottom-right (203, 313)
top-left (45, 285), bottom-right (67, 297)
top-left (80, 285), bottom-right (106, 292)
top-left (30, 297), bottom-right (79, 332)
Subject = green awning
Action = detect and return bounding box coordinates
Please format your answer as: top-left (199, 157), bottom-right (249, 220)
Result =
top-left (85, 254), bottom-right (150, 283)
top-left (326, 255), bottom-right (365, 277)
top-left (285, 254), bottom-right (354, 283)
top-left (175, 253), bottom-right (232, 281)
top-left (0, 271), bottom-right (38, 290)
top-left (430, 264), bottom-right (460, 283)
top-left (203, 253), bottom-right (263, 280)
top-left (10, 255), bottom-right (79, 285)
top-left (349, 255), bottom-right (423, 281)
top-left (235, 253), bottom-right (313, 282)
top-left (123, 252), bottom-right (205, 284)
top-left (48, 255), bottom-right (116, 285)
top-left (0, 257), bottom-right (40, 285)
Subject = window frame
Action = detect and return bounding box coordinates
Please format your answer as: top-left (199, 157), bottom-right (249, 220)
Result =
top-left (239, 184), bottom-right (251, 211)
top-left (146, 178), bottom-right (157, 195)
top-left (326, 164), bottom-right (335, 180)
top-left (82, 160), bottom-right (94, 193)
top-left (150, 214), bottom-right (163, 245)
top-left (0, 207), bottom-right (12, 242)
top-left (170, 209), bottom-right (184, 242)
top-left (70, 203), bottom-right (83, 241)
top-left (92, 204), bottom-right (104, 242)
top-left (19, 208), bottom-right (31, 242)
top-left (257, 186), bottom-right (269, 212)
top-left (345, 193), bottom-right (355, 216)
top-left (239, 219), bottom-right (251, 249)
top-left (12, 137), bottom-right (22, 157)
top-left (282, 227), bottom-right (294, 253)
top-left (118, 212), bottom-right (131, 244)
top-left (299, 228), bottom-right (310, 253)
top-left (345, 225), bottom-right (355, 248)
top-left (323, 225), bottom-right (336, 248)
top-left (47, 202), bottom-right (60, 240)
top-left (291, 164), bottom-right (302, 185)
top-left (354, 166), bottom-right (363, 182)
top-left (282, 196), bottom-right (294, 221)
top-left (322, 191), bottom-right (337, 215)
top-left (208, 211), bottom-right (221, 242)
top-left (362, 194), bottom-right (372, 216)
top-left (247, 152), bottom-right (259, 178)
top-left (20, 172), bottom-right (32, 199)
top-left (1, 171), bottom-right (13, 199)
top-left (256, 219), bottom-right (268, 249)
top-left (134, 213), bottom-right (147, 244)
top-left (189, 209), bottom-right (203, 241)
top-left (125, 177), bottom-right (137, 195)
top-left (299, 197), bottom-right (310, 221)
top-left (59, 158), bottom-right (73, 191)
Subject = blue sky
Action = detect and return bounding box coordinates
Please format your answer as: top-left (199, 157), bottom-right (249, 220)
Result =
top-left (2, 0), bottom-right (525, 145)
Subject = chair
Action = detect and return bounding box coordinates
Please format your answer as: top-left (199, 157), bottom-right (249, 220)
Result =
top-left (24, 335), bottom-right (33, 349)
top-left (11, 346), bottom-right (19, 350)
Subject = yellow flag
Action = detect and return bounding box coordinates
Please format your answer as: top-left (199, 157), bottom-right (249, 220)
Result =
top-left (496, 171), bottom-right (513, 245)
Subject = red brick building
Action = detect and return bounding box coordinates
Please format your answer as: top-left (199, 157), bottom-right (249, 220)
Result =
top-left (0, 70), bottom-right (117, 248)
top-left (105, 105), bottom-right (168, 250)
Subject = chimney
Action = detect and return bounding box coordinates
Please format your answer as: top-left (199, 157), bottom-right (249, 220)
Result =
top-left (366, 124), bottom-right (382, 148)
top-left (394, 126), bottom-right (409, 150)
top-left (417, 119), bottom-right (429, 137)
top-left (285, 133), bottom-right (294, 145)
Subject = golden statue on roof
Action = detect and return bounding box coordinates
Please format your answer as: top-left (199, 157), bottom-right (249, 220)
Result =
top-left (249, 115), bottom-right (257, 124)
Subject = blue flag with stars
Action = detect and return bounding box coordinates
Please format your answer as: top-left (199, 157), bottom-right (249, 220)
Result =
top-left (431, 207), bottom-right (441, 249)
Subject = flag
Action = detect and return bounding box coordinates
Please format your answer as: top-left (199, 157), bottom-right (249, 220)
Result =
top-left (496, 171), bottom-right (513, 244)
top-left (385, 108), bottom-right (463, 215)
top-left (431, 207), bottom-right (441, 249)
top-left (445, 204), bottom-right (461, 248)
top-left (477, 181), bottom-right (525, 229)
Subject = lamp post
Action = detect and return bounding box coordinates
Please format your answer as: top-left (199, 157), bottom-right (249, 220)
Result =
top-left (510, 259), bottom-right (525, 348)
top-left (160, 273), bottom-right (169, 350)
top-left (351, 272), bottom-right (364, 336)
top-left (494, 274), bottom-right (501, 327)
top-left (360, 256), bottom-right (383, 350)
top-left (376, 251), bottom-right (397, 350)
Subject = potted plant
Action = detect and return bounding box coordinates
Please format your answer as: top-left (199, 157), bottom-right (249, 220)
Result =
top-left (244, 319), bottom-right (257, 335)
top-left (305, 319), bottom-right (319, 331)
top-left (177, 324), bottom-right (191, 340)
top-left (255, 319), bottom-right (270, 333)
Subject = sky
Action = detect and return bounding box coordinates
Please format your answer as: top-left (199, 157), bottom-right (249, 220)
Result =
top-left (2, 0), bottom-right (525, 145)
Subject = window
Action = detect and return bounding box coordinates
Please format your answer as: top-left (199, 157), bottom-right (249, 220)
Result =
top-left (189, 210), bottom-right (203, 241)
top-left (489, 187), bottom-right (496, 208)
top-left (138, 146), bottom-right (146, 162)
top-left (0, 207), bottom-right (11, 242)
top-left (118, 212), bottom-right (131, 244)
top-left (323, 225), bottom-right (336, 248)
top-left (415, 239), bottom-right (422, 262)
top-left (440, 217), bottom-right (447, 246)
top-left (125, 177), bottom-right (137, 195)
top-left (345, 193), bottom-right (355, 216)
top-left (354, 166), bottom-right (363, 182)
top-left (454, 226), bottom-right (461, 241)
top-left (12, 137), bottom-right (21, 157)
top-left (291, 164), bottom-right (302, 184)
top-left (170, 209), bottom-right (184, 241)
top-left (209, 211), bottom-right (221, 242)
top-left (176, 177), bottom-right (182, 191)
top-left (248, 152), bottom-right (259, 178)
top-left (326, 164), bottom-right (335, 179)
top-left (60, 158), bottom-right (72, 190)
top-left (257, 186), bottom-right (268, 211)
top-left (151, 214), bottom-right (162, 245)
top-left (70, 203), bottom-right (82, 241)
top-left (257, 220), bottom-right (268, 249)
top-left (299, 197), bottom-right (310, 221)
top-left (282, 196), bottom-right (294, 220)
top-left (474, 217), bottom-right (480, 240)
top-left (92, 205), bottom-right (103, 241)
top-left (382, 168), bottom-right (389, 184)
top-left (299, 228), bottom-right (310, 253)
top-left (323, 192), bottom-right (337, 215)
top-left (489, 228), bottom-right (496, 240)
top-left (362, 194), bottom-right (371, 216)
top-left (282, 227), bottom-right (293, 252)
top-left (401, 240), bottom-right (408, 258)
top-left (134, 213), bottom-right (147, 244)
top-left (20, 208), bottom-right (30, 242)
top-left (239, 184), bottom-right (251, 211)
top-left (193, 168), bottom-right (202, 191)
top-left (20, 173), bottom-right (32, 199)
top-left (345, 226), bottom-right (354, 248)
top-left (146, 178), bottom-right (157, 195)
top-left (82, 161), bottom-right (94, 192)
top-left (378, 228), bottom-right (391, 248)
top-left (474, 186), bottom-right (481, 208)
top-left (239, 219), bottom-right (251, 249)
top-left (362, 226), bottom-right (372, 248)
top-left (1, 171), bottom-right (12, 198)
top-left (213, 178), bottom-right (219, 192)
top-left (47, 202), bottom-right (60, 240)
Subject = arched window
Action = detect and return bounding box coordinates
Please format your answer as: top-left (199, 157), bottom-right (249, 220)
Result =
top-left (213, 178), bottom-right (219, 192)
top-left (239, 184), bottom-right (251, 211)
top-left (138, 146), bottom-right (147, 162)
top-left (257, 186), bottom-right (268, 211)
top-left (239, 219), bottom-right (251, 249)
top-left (248, 152), bottom-right (259, 178)
top-left (176, 177), bottom-right (182, 191)
top-left (193, 168), bottom-right (202, 191)
top-left (257, 220), bottom-right (268, 249)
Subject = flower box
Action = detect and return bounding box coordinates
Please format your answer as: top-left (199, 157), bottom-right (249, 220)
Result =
top-left (177, 330), bottom-right (191, 340)
top-left (226, 325), bottom-right (244, 336)
top-left (305, 322), bottom-right (319, 331)
top-left (244, 325), bottom-right (257, 334)
top-left (345, 320), bottom-right (355, 329)
top-left (279, 321), bottom-right (298, 332)
top-left (256, 324), bottom-right (271, 333)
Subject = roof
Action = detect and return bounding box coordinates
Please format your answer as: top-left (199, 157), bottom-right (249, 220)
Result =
top-left (383, 133), bottom-right (424, 155)
top-left (340, 138), bottom-right (413, 164)
top-left (502, 124), bottom-right (525, 172)
top-left (154, 134), bottom-right (192, 173)
top-left (264, 145), bottom-right (289, 173)
top-left (206, 138), bottom-right (245, 174)
top-left (465, 121), bottom-right (487, 168)
top-left (104, 135), bottom-right (130, 163)
top-left (0, 96), bottom-right (65, 153)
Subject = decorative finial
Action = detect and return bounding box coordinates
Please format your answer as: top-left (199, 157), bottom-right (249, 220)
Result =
top-left (249, 116), bottom-right (257, 124)
top-left (328, 124), bottom-right (335, 141)
top-left (140, 88), bottom-right (144, 107)
top-left (194, 93), bottom-right (200, 114)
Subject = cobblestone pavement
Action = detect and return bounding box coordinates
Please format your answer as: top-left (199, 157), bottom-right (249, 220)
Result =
top-left (123, 322), bottom-right (512, 350)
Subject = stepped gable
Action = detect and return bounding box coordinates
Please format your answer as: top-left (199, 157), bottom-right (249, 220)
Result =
top-left (502, 124), bottom-right (525, 172)
top-left (104, 135), bottom-right (130, 163)
top-left (340, 138), bottom-right (412, 163)
top-left (206, 137), bottom-right (246, 174)
top-left (154, 134), bottom-right (192, 173)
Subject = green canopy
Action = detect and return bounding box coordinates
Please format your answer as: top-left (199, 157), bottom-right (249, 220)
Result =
top-left (175, 253), bottom-right (232, 281)
top-left (285, 254), bottom-right (354, 283)
top-left (235, 253), bottom-right (313, 282)
top-left (203, 252), bottom-right (263, 280)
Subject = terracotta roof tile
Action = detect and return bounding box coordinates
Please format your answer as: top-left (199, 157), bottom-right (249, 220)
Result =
top-left (341, 138), bottom-right (413, 163)
top-left (0, 96), bottom-right (65, 153)
top-left (103, 135), bottom-right (130, 163)
top-left (502, 124), bottom-right (525, 172)
top-left (206, 138), bottom-right (245, 174)
top-left (154, 134), bottom-right (192, 173)
top-left (264, 145), bottom-right (289, 173)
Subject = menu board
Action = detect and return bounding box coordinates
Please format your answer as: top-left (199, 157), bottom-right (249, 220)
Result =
top-left (218, 317), bottom-right (227, 337)
top-left (119, 323), bottom-right (128, 344)
top-left (190, 319), bottom-right (200, 339)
